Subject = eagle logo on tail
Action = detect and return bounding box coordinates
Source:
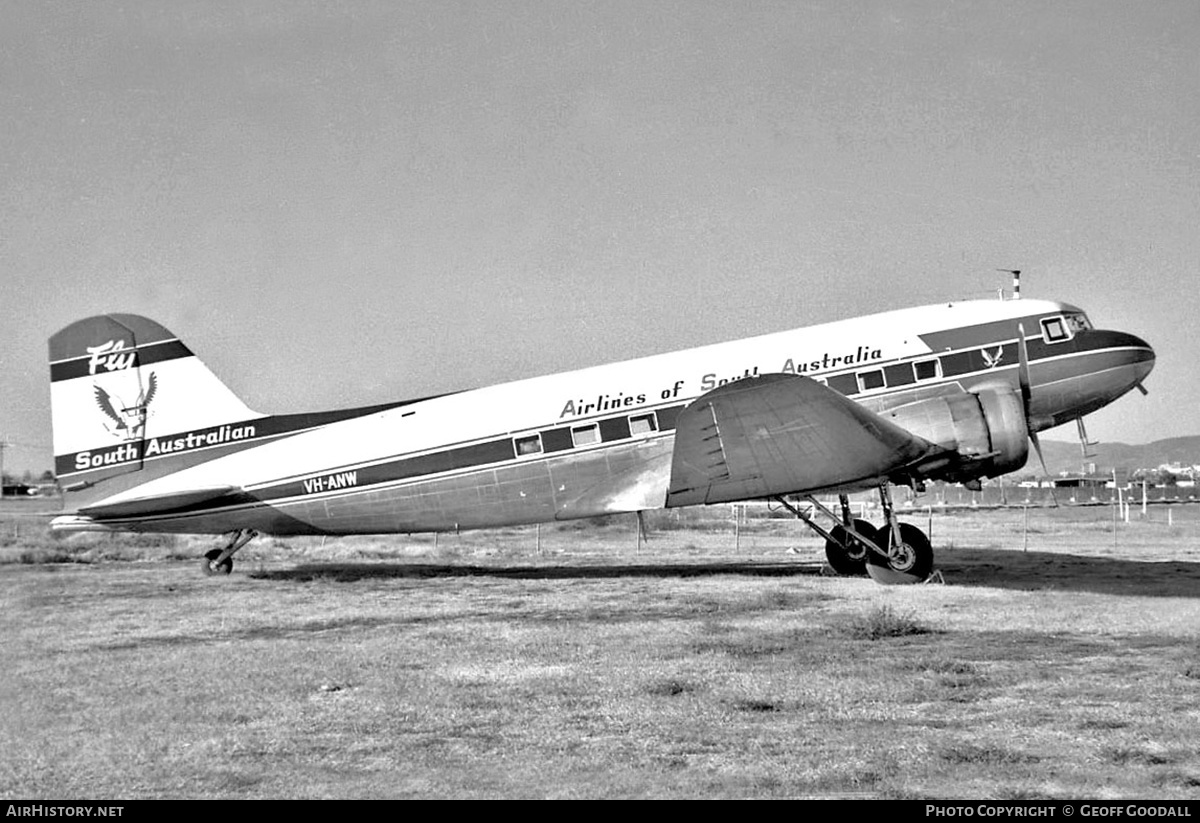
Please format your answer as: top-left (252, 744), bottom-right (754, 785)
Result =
top-left (94, 372), bottom-right (157, 440)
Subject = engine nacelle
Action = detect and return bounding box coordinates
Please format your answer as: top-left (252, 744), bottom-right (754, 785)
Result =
top-left (883, 385), bottom-right (1030, 482)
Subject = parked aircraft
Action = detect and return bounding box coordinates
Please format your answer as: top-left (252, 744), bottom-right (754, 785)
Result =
top-left (48, 296), bottom-right (1154, 583)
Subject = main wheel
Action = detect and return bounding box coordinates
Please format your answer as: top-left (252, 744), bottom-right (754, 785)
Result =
top-left (202, 548), bottom-right (233, 576)
top-left (865, 522), bottom-right (933, 585)
top-left (824, 519), bottom-right (876, 576)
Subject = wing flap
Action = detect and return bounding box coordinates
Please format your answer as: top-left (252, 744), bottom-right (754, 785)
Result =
top-left (667, 374), bottom-right (941, 506)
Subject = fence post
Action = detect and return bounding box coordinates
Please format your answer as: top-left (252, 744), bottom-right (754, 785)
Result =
top-left (1113, 487), bottom-right (1119, 549)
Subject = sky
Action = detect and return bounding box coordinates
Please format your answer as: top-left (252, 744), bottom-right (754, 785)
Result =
top-left (2, 0), bottom-right (1198, 476)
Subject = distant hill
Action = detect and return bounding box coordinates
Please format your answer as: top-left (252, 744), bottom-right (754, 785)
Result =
top-left (1035, 435), bottom-right (1200, 477)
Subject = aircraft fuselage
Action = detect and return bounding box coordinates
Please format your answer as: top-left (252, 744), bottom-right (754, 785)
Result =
top-left (51, 298), bottom-right (1154, 537)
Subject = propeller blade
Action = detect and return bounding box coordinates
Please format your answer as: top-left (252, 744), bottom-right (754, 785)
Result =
top-left (1018, 322), bottom-right (1055, 505)
top-left (1016, 322), bottom-right (1033, 407)
top-left (1031, 431), bottom-right (1061, 507)
top-left (1030, 429), bottom-right (1050, 477)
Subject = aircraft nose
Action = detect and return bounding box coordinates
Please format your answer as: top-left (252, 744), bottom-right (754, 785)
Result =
top-left (1113, 330), bottom-right (1156, 385)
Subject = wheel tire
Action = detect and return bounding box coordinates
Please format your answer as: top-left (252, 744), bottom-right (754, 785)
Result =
top-left (865, 522), bottom-right (933, 585)
top-left (824, 519), bottom-right (875, 576)
top-left (202, 548), bottom-right (233, 576)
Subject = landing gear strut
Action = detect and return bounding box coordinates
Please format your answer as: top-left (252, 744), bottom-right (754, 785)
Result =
top-left (775, 485), bottom-right (935, 585)
top-left (201, 529), bottom-right (258, 576)
top-left (825, 494), bottom-right (874, 576)
top-left (864, 485), bottom-right (933, 585)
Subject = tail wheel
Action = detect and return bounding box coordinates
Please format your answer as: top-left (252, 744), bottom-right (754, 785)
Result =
top-left (824, 519), bottom-right (875, 576)
top-left (865, 522), bottom-right (933, 585)
top-left (202, 549), bottom-right (233, 576)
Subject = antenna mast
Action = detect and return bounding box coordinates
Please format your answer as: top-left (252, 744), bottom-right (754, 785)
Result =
top-left (996, 269), bottom-right (1021, 300)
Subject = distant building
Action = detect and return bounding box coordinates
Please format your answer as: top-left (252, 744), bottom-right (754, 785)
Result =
top-left (1051, 475), bottom-right (1108, 489)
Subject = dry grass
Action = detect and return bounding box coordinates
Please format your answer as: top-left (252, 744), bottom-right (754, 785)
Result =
top-left (2, 501), bottom-right (1200, 798)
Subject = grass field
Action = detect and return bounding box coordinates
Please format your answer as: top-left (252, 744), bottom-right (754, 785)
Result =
top-left (2, 501), bottom-right (1199, 799)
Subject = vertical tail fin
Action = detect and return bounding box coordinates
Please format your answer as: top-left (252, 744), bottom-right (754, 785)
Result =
top-left (49, 314), bottom-right (263, 492)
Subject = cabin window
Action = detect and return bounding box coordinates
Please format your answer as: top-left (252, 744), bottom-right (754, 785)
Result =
top-left (599, 417), bottom-right (631, 442)
top-left (629, 413), bottom-right (657, 436)
top-left (540, 427), bottom-right (574, 452)
top-left (857, 369), bottom-right (886, 392)
top-left (571, 423), bottom-right (600, 447)
top-left (826, 373), bottom-right (859, 396)
top-left (1041, 316), bottom-right (1070, 342)
top-left (656, 405), bottom-right (683, 431)
top-left (514, 434), bottom-right (542, 456)
top-left (913, 358), bottom-right (941, 381)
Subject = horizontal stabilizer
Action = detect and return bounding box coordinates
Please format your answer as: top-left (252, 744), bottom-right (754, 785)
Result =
top-left (78, 485), bottom-right (241, 520)
top-left (50, 515), bottom-right (120, 533)
top-left (667, 374), bottom-right (941, 506)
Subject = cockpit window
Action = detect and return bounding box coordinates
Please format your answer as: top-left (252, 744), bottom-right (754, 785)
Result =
top-left (1065, 313), bottom-right (1091, 333)
top-left (1041, 316), bottom-right (1070, 342)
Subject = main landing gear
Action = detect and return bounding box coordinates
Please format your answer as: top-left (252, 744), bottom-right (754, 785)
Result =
top-left (775, 488), bottom-right (935, 585)
top-left (201, 529), bottom-right (258, 576)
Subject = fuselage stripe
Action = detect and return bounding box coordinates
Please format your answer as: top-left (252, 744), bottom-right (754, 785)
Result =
top-left (85, 341), bottom-right (1148, 527)
top-left (67, 328), bottom-right (1133, 497)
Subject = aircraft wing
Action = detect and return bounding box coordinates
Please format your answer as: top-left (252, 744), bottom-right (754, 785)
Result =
top-left (666, 374), bottom-right (942, 507)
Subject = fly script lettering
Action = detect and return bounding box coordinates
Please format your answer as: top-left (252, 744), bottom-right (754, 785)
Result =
top-left (87, 340), bottom-right (136, 374)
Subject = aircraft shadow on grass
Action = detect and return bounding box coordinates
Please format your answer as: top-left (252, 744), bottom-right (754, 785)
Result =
top-left (254, 560), bottom-right (822, 584)
top-left (254, 548), bottom-right (1200, 598)
top-left (934, 548), bottom-right (1200, 598)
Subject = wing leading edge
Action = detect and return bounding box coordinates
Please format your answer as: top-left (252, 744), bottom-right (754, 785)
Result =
top-left (666, 373), bottom-right (943, 507)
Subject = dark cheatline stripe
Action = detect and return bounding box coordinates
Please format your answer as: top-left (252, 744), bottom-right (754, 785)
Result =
top-left (50, 339), bottom-right (194, 382)
top-left (261, 438), bottom-right (518, 503)
top-left (852, 328), bottom-right (1144, 391)
top-left (938, 342), bottom-right (1021, 379)
top-left (89, 436), bottom-right (520, 519)
top-left (266, 399), bottom-right (438, 431)
top-left (56, 399), bottom-right (425, 477)
top-left (70, 327), bottom-right (1143, 494)
top-left (1020, 329), bottom-right (1145, 366)
top-left (917, 315), bottom-right (1049, 354)
top-left (76, 324), bottom-right (1149, 521)
top-left (91, 402), bottom-right (692, 521)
